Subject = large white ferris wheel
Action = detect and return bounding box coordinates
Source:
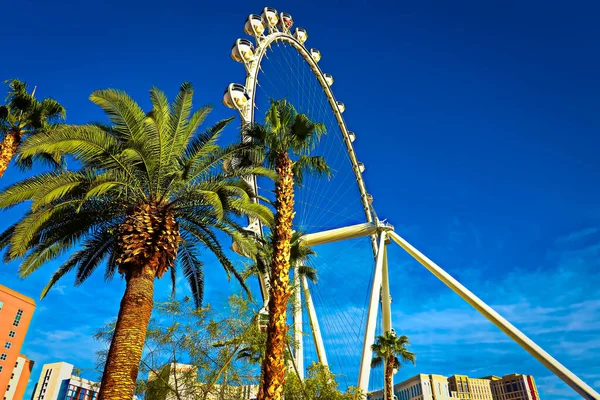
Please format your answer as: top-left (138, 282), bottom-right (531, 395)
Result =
top-left (222, 7), bottom-right (599, 400)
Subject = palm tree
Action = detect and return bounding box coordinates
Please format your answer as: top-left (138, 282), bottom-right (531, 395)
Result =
top-left (371, 332), bottom-right (416, 400)
top-left (245, 231), bottom-right (318, 285)
top-left (242, 99), bottom-right (330, 400)
top-left (0, 79), bottom-right (65, 177)
top-left (242, 230), bottom-right (318, 399)
top-left (0, 83), bottom-right (274, 400)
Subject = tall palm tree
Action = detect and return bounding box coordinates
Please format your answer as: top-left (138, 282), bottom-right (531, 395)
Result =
top-left (0, 83), bottom-right (274, 400)
top-left (242, 99), bottom-right (330, 400)
top-left (242, 230), bottom-right (318, 399)
top-left (0, 79), bottom-right (66, 177)
top-left (371, 332), bottom-right (416, 400)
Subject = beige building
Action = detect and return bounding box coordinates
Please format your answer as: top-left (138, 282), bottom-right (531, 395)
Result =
top-left (369, 373), bottom-right (540, 400)
top-left (448, 375), bottom-right (493, 400)
top-left (482, 374), bottom-right (540, 400)
top-left (370, 373), bottom-right (457, 400)
top-left (147, 363), bottom-right (257, 400)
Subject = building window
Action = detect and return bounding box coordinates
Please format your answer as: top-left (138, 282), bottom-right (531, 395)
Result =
top-left (0, 366), bottom-right (2, 372)
top-left (13, 310), bottom-right (23, 327)
top-left (0, 354), bottom-right (6, 360)
top-left (4, 342), bottom-right (11, 349)
top-left (0, 301), bottom-right (3, 310)
top-left (8, 331), bottom-right (15, 338)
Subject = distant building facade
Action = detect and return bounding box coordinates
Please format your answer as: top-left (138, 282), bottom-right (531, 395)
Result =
top-left (30, 362), bottom-right (99, 400)
top-left (370, 373), bottom-right (455, 400)
top-left (147, 363), bottom-right (257, 400)
top-left (369, 373), bottom-right (540, 400)
top-left (482, 374), bottom-right (539, 400)
top-left (448, 375), bottom-right (493, 400)
top-left (5, 355), bottom-right (34, 400)
top-left (0, 285), bottom-right (36, 399)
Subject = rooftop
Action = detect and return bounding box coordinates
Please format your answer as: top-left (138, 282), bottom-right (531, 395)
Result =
top-left (0, 284), bottom-right (36, 306)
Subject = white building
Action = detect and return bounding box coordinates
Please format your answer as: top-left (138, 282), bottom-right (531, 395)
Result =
top-left (370, 374), bottom-right (457, 400)
top-left (4, 355), bottom-right (35, 400)
top-left (30, 362), bottom-right (99, 400)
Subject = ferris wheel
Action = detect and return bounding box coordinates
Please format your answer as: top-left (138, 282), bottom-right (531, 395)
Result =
top-left (221, 7), bottom-right (600, 399)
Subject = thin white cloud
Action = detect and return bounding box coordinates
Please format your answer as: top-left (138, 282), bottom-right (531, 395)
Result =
top-left (555, 227), bottom-right (600, 244)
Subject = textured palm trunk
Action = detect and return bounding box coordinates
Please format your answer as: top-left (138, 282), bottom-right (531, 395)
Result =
top-left (259, 152), bottom-right (294, 400)
top-left (256, 371), bottom-right (265, 400)
top-left (0, 130), bottom-right (20, 179)
top-left (98, 263), bottom-right (155, 400)
top-left (385, 357), bottom-right (394, 400)
top-left (100, 203), bottom-right (180, 400)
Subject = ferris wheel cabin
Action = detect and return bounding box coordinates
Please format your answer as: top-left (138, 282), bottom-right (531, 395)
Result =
top-left (262, 7), bottom-right (278, 27)
top-left (244, 14), bottom-right (265, 36)
top-left (257, 306), bottom-right (269, 331)
top-left (293, 27), bottom-right (308, 44)
top-left (347, 131), bottom-right (356, 142)
top-left (358, 162), bottom-right (366, 173)
top-left (310, 48), bottom-right (321, 62)
top-left (278, 12), bottom-right (293, 31)
top-left (336, 101), bottom-right (345, 113)
top-left (231, 39), bottom-right (255, 63)
top-left (223, 83), bottom-right (249, 110)
top-left (324, 73), bottom-right (334, 86)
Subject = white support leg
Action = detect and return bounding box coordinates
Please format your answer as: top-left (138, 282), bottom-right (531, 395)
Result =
top-left (388, 231), bottom-right (600, 400)
top-left (293, 265), bottom-right (304, 380)
top-left (358, 233), bottom-right (387, 394)
top-left (302, 222), bottom-right (377, 247)
top-left (302, 276), bottom-right (328, 366)
top-left (380, 244), bottom-right (394, 397)
top-left (381, 245), bottom-right (392, 333)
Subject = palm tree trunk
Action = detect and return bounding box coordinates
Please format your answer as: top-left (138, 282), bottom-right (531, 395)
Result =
top-left (98, 263), bottom-right (155, 400)
top-left (0, 131), bottom-right (20, 178)
top-left (385, 357), bottom-right (394, 400)
top-left (256, 372), bottom-right (265, 400)
top-left (259, 151), bottom-right (294, 400)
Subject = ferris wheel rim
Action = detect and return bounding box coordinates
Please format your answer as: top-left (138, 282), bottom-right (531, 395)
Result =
top-left (237, 30), bottom-right (375, 229)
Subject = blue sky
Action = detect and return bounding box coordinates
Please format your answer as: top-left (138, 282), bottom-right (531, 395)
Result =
top-left (1, 0), bottom-right (600, 399)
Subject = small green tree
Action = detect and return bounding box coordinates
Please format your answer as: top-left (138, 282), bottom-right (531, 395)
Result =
top-left (284, 362), bottom-right (364, 400)
top-left (95, 295), bottom-right (264, 400)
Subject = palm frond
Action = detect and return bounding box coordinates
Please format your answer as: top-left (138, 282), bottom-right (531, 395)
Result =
top-left (40, 256), bottom-right (80, 299)
top-left (292, 155), bottom-right (331, 185)
top-left (10, 204), bottom-right (76, 260)
top-left (178, 239), bottom-right (205, 308)
top-left (165, 82), bottom-right (194, 163)
top-left (89, 89), bottom-right (146, 143)
top-left (19, 242), bottom-right (67, 278)
top-left (74, 229), bottom-right (115, 285)
top-left (0, 171), bottom-right (84, 210)
top-left (370, 356), bottom-right (383, 368)
top-left (290, 114), bottom-right (326, 155)
top-left (297, 265), bottom-right (317, 283)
